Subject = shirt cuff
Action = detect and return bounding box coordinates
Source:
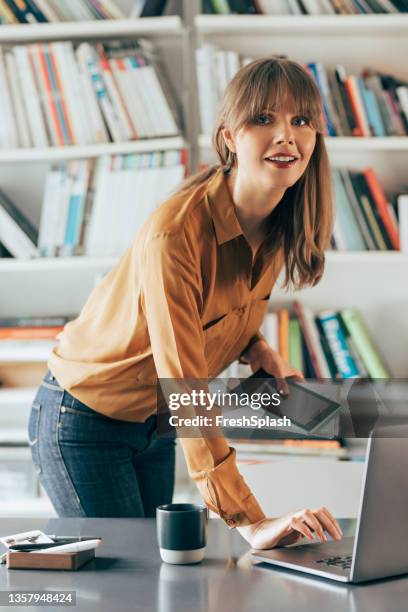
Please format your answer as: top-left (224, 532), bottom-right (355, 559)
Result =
top-left (191, 446), bottom-right (266, 528)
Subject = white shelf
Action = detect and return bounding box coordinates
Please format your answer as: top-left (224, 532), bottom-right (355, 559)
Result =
top-left (325, 251), bottom-right (408, 263)
top-left (0, 252), bottom-right (406, 277)
top-left (196, 14), bottom-right (408, 35)
top-left (0, 16), bottom-right (184, 42)
top-left (0, 256), bottom-right (117, 273)
top-left (199, 134), bottom-right (408, 152)
top-left (326, 137), bottom-right (408, 151)
top-left (0, 137), bottom-right (186, 163)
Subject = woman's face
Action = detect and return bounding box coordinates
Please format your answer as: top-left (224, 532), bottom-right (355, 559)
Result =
top-left (224, 101), bottom-right (317, 192)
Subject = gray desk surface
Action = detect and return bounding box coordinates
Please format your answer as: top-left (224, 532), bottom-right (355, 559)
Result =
top-left (1, 518), bottom-right (408, 612)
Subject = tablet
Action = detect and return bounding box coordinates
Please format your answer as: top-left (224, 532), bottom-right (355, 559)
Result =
top-left (232, 369), bottom-right (341, 435)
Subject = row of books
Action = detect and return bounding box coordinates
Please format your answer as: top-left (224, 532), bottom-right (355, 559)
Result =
top-left (262, 301), bottom-right (390, 379)
top-left (0, 0), bottom-right (170, 23)
top-left (0, 319), bottom-right (393, 430)
top-left (0, 305), bottom-right (390, 380)
top-left (0, 315), bottom-right (71, 362)
top-left (332, 167), bottom-right (402, 251)
top-left (0, 39), bottom-right (179, 149)
top-left (0, 149), bottom-right (187, 259)
top-left (0, 315), bottom-right (67, 364)
top-left (196, 44), bottom-right (408, 137)
top-left (1, 160), bottom-right (407, 259)
top-left (202, 0), bottom-right (408, 15)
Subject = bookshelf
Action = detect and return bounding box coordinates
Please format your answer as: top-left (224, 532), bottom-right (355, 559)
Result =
top-left (0, 136), bottom-right (186, 162)
top-left (0, 1), bottom-right (191, 516)
top-left (193, 4), bottom-right (408, 380)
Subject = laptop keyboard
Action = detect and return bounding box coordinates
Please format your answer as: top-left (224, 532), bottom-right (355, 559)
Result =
top-left (315, 555), bottom-right (352, 571)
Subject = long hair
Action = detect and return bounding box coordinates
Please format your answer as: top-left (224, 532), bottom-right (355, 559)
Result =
top-left (178, 56), bottom-right (334, 290)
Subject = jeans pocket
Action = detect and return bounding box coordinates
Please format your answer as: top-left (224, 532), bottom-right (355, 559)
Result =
top-left (28, 402), bottom-right (42, 475)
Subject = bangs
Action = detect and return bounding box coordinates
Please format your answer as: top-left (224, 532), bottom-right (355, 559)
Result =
top-left (231, 58), bottom-right (324, 132)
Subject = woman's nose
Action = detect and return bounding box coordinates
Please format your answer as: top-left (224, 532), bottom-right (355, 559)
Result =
top-left (271, 120), bottom-right (295, 144)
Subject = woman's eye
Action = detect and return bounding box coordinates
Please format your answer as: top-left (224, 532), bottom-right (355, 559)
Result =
top-left (292, 116), bottom-right (309, 126)
top-left (255, 114), bottom-right (272, 125)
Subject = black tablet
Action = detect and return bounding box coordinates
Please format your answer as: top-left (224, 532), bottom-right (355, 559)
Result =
top-left (233, 369), bottom-right (341, 435)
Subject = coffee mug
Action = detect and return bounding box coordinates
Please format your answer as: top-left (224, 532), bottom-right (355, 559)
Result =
top-left (156, 503), bottom-right (208, 564)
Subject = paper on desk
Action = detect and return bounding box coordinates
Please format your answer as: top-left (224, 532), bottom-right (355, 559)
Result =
top-left (0, 530), bottom-right (54, 549)
top-left (0, 530), bottom-right (54, 563)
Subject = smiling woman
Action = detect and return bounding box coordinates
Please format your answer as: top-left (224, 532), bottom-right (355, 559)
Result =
top-left (180, 57), bottom-right (333, 291)
top-left (28, 56), bottom-right (340, 551)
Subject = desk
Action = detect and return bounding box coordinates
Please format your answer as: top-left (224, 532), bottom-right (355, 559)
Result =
top-left (1, 518), bottom-right (407, 612)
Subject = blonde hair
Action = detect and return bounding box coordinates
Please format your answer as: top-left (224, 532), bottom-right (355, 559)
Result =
top-left (179, 56), bottom-right (334, 290)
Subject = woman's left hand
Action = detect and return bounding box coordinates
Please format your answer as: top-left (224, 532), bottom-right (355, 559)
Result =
top-left (246, 340), bottom-right (304, 395)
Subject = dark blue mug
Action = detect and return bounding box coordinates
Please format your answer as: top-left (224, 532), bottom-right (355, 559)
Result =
top-left (156, 503), bottom-right (208, 564)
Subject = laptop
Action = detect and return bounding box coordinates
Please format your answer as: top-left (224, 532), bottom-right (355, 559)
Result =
top-left (253, 425), bottom-right (408, 583)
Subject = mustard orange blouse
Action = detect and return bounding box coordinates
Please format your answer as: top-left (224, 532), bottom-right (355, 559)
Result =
top-left (49, 167), bottom-right (284, 527)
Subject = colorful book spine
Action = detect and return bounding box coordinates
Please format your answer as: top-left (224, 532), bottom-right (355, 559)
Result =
top-left (288, 318), bottom-right (303, 373)
top-left (278, 308), bottom-right (289, 361)
top-left (294, 301), bottom-right (331, 379)
top-left (317, 310), bottom-right (360, 378)
top-left (340, 308), bottom-right (390, 379)
top-left (0, 327), bottom-right (63, 339)
top-left (363, 167), bottom-right (400, 250)
top-left (344, 75), bottom-right (370, 136)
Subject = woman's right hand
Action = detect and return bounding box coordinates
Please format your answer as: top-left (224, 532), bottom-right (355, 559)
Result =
top-left (237, 506), bottom-right (343, 550)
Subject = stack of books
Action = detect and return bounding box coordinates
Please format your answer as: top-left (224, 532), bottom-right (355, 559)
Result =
top-left (262, 301), bottom-right (391, 379)
top-left (196, 44), bottom-right (408, 137)
top-left (202, 0), bottom-right (408, 14)
top-left (0, 149), bottom-right (187, 258)
top-left (332, 167), bottom-right (400, 251)
top-left (0, 40), bottom-right (179, 149)
top-left (0, 315), bottom-right (72, 363)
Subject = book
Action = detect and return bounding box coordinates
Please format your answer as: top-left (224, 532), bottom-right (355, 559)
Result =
top-left (288, 318), bottom-right (303, 372)
top-left (277, 308), bottom-right (289, 361)
top-left (0, 49), bottom-right (19, 148)
top-left (339, 169), bottom-right (375, 250)
top-left (140, 0), bottom-right (168, 16)
top-left (340, 308), bottom-right (391, 379)
top-left (293, 301), bottom-right (331, 379)
top-left (344, 75), bottom-right (371, 136)
top-left (0, 315), bottom-right (71, 327)
top-left (332, 169), bottom-right (367, 251)
top-left (363, 167), bottom-right (400, 250)
top-left (317, 310), bottom-right (360, 378)
top-left (13, 45), bottom-right (48, 147)
top-left (349, 172), bottom-right (389, 250)
top-left (0, 188), bottom-right (38, 258)
top-left (0, 327), bottom-right (63, 339)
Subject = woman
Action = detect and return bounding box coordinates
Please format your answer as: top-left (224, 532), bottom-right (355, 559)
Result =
top-left (28, 57), bottom-right (343, 549)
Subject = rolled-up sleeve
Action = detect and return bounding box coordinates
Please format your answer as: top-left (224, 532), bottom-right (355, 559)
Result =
top-left (142, 229), bottom-right (265, 527)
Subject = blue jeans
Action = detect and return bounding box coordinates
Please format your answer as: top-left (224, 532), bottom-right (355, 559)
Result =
top-left (28, 370), bottom-right (175, 517)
